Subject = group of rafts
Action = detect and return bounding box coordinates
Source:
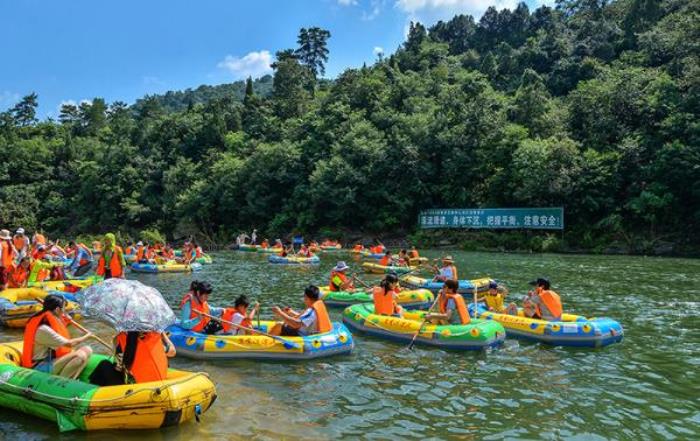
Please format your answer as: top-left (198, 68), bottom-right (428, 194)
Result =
top-left (124, 242), bottom-right (213, 274)
top-left (0, 244), bottom-right (624, 433)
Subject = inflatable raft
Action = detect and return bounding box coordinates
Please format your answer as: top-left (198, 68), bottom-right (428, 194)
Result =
top-left (469, 305), bottom-right (624, 348)
top-left (0, 342), bottom-right (216, 432)
top-left (361, 262), bottom-right (413, 275)
top-left (401, 276), bottom-right (493, 295)
top-left (238, 244), bottom-right (259, 252)
top-left (360, 251), bottom-right (384, 259)
top-left (28, 276), bottom-right (102, 292)
top-left (342, 304), bottom-right (505, 350)
top-left (195, 254), bottom-right (213, 264)
top-left (166, 321), bottom-right (353, 360)
top-left (257, 247), bottom-right (283, 254)
top-left (130, 262), bottom-right (202, 273)
top-left (320, 287), bottom-right (434, 309)
top-left (268, 255), bottom-right (320, 265)
top-left (320, 244), bottom-right (342, 251)
top-left (0, 289), bottom-right (80, 328)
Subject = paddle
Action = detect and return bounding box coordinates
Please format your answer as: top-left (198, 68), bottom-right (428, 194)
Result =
top-left (407, 290), bottom-right (441, 350)
top-left (32, 296), bottom-right (113, 350)
top-left (198, 311), bottom-right (301, 350)
top-left (351, 273), bottom-right (371, 289)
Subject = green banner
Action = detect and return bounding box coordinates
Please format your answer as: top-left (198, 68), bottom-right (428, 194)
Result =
top-left (418, 208), bottom-right (564, 230)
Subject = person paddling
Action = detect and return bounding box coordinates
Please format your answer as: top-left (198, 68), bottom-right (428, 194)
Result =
top-left (425, 279), bottom-right (470, 325)
top-left (329, 261), bottom-right (355, 292)
top-left (229, 295), bottom-right (259, 336)
top-left (21, 294), bottom-right (93, 379)
top-left (269, 285), bottom-right (332, 337)
top-left (433, 256), bottom-right (458, 282)
top-left (378, 250), bottom-right (394, 267)
top-left (179, 281), bottom-right (236, 335)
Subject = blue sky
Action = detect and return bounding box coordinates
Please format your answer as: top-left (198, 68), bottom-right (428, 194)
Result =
top-left (1, 0), bottom-right (550, 118)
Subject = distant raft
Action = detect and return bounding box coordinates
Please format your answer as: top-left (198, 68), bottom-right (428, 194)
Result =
top-left (268, 255), bottom-right (320, 265)
top-left (0, 289), bottom-right (80, 328)
top-left (470, 305), bottom-right (624, 348)
top-left (0, 342), bottom-right (216, 432)
top-left (360, 251), bottom-right (384, 259)
top-left (320, 286), bottom-right (434, 309)
top-left (195, 254), bottom-right (213, 264)
top-left (166, 321), bottom-right (354, 360)
top-left (342, 304), bottom-right (505, 350)
top-left (257, 247), bottom-right (283, 254)
top-left (319, 244), bottom-right (342, 251)
top-left (401, 276), bottom-right (493, 295)
top-left (130, 262), bottom-right (202, 273)
top-left (361, 262), bottom-right (413, 275)
top-left (238, 244), bottom-right (259, 252)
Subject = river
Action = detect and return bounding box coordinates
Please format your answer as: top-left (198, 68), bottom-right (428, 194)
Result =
top-left (1, 250), bottom-right (698, 440)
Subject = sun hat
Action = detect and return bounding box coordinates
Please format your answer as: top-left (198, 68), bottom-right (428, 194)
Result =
top-left (333, 261), bottom-right (350, 272)
top-left (16, 227), bottom-right (25, 235)
top-left (136, 241), bottom-right (143, 246)
top-left (443, 255), bottom-right (454, 263)
top-left (0, 230), bottom-right (11, 240)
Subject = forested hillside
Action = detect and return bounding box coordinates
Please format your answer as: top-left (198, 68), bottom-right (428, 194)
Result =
top-left (131, 75), bottom-right (273, 114)
top-left (0, 1), bottom-right (698, 254)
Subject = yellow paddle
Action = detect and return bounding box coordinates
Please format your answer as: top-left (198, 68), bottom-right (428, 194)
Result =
top-left (198, 311), bottom-right (301, 350)
top-left (407, 291), bottom-right (441, 350)
top-left (32, 296), bottom-right (113, 350)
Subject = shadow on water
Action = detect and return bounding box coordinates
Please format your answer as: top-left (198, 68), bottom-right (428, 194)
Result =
top-left (0, 250), bottom-right (698, 439)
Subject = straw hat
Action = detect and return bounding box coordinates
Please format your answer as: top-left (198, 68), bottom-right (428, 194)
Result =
top-left (0, 229), bottom-right (11, 240)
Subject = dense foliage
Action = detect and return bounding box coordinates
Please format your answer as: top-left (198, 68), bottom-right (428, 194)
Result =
top-left (1, 0), bottom-right (698, 253)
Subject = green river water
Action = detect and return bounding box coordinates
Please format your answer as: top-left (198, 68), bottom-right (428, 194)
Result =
top-left (0, 250), bottom-right (698, 440)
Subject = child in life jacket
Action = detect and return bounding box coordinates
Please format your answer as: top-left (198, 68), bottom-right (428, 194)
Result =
top-left (479, 281), bottom-right (507, 313)
top-left (425, 279), bottom-right (470, 325)
top-left (229, 295), bottom-right (260, 335)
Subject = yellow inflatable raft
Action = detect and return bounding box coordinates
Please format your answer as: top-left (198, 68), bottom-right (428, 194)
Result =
top-left (0, 288), bottom-right (80, 328)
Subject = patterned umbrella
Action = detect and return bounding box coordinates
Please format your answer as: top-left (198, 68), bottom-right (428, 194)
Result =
top-left (77, 278), bottom-right (176, 332)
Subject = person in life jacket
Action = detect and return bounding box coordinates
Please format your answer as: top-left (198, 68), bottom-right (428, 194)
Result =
top-left (0, 229), bottom-right (16, 290)
top-left (124, 242), bottom-right (136, 256)
top-left (479, 281), bottom-right (507, 313)
top-left (371, 243), bottom-right (385, 255)
top-left (13, 228), bottom-right (30, 260)
top-left (95, 233), bottom-right (126, 279)
top-left (260, 239), bottom-right (270, 249)
top-left (507, 278), bottom-right (562, 321)
top-left (378, 250), bottom-right (394, 267)
top-left (193, 241), bottom-right (203, 258)
top-left (353, 244), bottom-right (364, 252)
top-left (373, 273), bottom-right (403, 316)
top-left (433, 256), bottom-right (458, 282)
top-left (67, 240), bottom-right (94, 277)
top-left (22, 294), bottom-right (93, 378)
top-left (135, 241), bottom-right (150, 263)
top-left (228, 295), bottom-right (260, 336)
top-left (426, 279), bottom-right (471, 325)
top-left (32, 232), bottom-right (46, 247)
top-left (270, 285), bottom-right (332, 337)
top-left (114, 330), bottom-right (176, 384)
top-left (329, 261), bottom-right (355, 292)
top-left (28, 249), bottom-right (55, 283)
top-left (397, 249), bottom-right (410, 267)
top-left (298, 244), bottom-right (313, 258)
top-left (408, 246), bottom-right (420, 259)
top-left (179, 281), bottom-right (236, 334)
top-left (8, 257), bottom-right (31, 288)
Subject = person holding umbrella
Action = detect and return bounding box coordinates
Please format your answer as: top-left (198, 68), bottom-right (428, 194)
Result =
top-left (77, 279), bottom-right (179, 385)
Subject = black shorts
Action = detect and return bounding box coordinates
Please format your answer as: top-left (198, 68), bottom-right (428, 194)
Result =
top-left (202, 320), bottom-right (224, 335)
top-left (279, 324), bottom-right (300, 337)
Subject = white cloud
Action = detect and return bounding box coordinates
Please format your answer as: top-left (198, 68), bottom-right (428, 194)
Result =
top-left (396, 0), bottom-right (519, 23)
top-left (337, 0), bottom-right (358, 5)
top-left (373, 46), bottom-right (385, 56)
top-left (217, 50), bottom-right (273, 80)
top-left (362, 0), bottom-right (385, 20)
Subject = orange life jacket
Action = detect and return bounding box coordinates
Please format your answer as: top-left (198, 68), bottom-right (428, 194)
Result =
top-left (379, 255), bottom-right (391, 267)
top-left (96, 246), bottom-right (124, 277)
top-left (195, 247), bottom-right (203, 258)
top-left (311, 300), bottom-right (332, 334)
top-left (329, 271), bottom-right (350, 292)
top-left (34, 234), bottom-right (46, 245)
top-left (8, 264), bottom-right (29, 288)
top-left (371, 246), bottom-right (384, 254)
top-left (116, 332), bottom-right (168, 383)
top-left (537, 290), bottom-right (563, 320)
top-left (409, 250), bottom-right (419, 258)
top-left (0, 241), bottom-right (14, 268)
top-left (180, 293), bottom-right (210, 332)
top-left (21, 311), bottom-right (71, 368)
top-left (438, 292), bottom-right (470, 325)
top-left (183, 247), bottom-right (195, 261)
top-left (353, 244), bottom-right (363, 251)
top-left (373, 286), bottom-right (398, 315)
top-left (136, 246), bottom-right (147, 261)
top-left (261, 240), bottom-right (269, 248)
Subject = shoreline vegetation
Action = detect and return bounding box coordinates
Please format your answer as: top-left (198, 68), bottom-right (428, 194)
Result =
top-left (1, 1), bottom-right (698, 258)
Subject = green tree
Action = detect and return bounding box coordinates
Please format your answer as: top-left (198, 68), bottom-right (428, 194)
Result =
top-left (295, 27), bottom-right (331, 78)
